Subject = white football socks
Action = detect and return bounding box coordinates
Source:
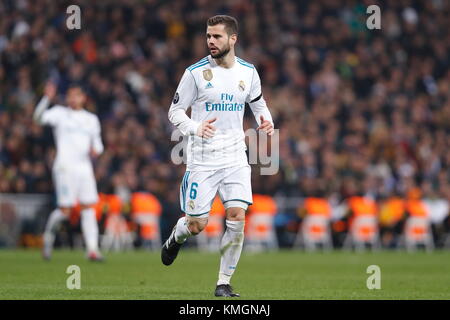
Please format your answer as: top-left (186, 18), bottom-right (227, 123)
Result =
top-left (217, 220), bottom-right (245, 286)
top-left (174, 216), bottom-right (192, 244)
top-left (43, 208), bottom-right (66, 254)
top-left (81, 207), bottom-right (99, 253)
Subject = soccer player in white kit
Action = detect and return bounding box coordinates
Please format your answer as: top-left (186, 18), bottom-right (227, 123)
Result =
top-left (162, 15), bottom-right (274, 297)
top-left (33, 82), bottom-right (104, 261)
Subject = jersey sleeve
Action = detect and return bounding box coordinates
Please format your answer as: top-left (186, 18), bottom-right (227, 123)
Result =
top-left (40, 105), bottom-right (64, 126)
top-left (168, 69), bottom-right (200, 136)
top-left (91, 116), bottom-right (104, 155)
top-left (247, 68), bottom-right (274, 127)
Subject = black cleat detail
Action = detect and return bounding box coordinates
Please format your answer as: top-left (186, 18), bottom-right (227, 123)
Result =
top-left (161, 227), bottom-right (182, 266)
top-left (214, 284), bottom-right (240, 297)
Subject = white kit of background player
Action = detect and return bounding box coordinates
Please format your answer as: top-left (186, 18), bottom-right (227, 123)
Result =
top-left (33, 83), bottom-right (104, 261)
top-left (163, 15), bottom-right (274, 297)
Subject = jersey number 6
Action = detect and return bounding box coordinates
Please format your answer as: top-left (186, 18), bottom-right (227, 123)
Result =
top-left (189, 183), bottom-right (198, 200)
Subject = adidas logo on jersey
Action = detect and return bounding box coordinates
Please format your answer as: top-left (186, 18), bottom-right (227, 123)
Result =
top-left (205, 82), bottom-right (214, 89)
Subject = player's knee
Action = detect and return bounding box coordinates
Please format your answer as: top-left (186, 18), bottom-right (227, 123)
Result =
top-left (226, 208), bottom-right (246, 221)
top-left (189, 222), bottom-right (206, 235)
top-left (187, 217), bottom-right (208, 235)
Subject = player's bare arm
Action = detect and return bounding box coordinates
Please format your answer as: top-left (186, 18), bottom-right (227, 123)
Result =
top-left (33, 81), bottom-right (57, 124)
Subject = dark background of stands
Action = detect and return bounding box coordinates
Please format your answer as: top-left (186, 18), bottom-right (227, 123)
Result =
top-left (0, 0), bottom-right (449, 248)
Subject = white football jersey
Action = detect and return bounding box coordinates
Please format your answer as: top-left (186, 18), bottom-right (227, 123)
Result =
top-left (168, 55), bottom-right (273, 171)
top-left (40, 105), bottom-right (104, 168)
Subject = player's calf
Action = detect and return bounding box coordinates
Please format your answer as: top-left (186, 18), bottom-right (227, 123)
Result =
top-left (186, 216), bottom-right (208, 235)
top-left (161, 216), bottom-right (208, 266)
top-left (42, 207), bottom-right (71, 260)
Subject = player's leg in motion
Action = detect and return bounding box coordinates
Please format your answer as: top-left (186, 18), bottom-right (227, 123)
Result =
top-left (44, 166), bottom-right (75, 260)
top-left (162, 170), bottom-right (214, 265)
top-left (42, 207), bottom-right (70, 260)
top-left (78, 166), bottom-right (103, 261)
top-left (80, 204), bottom-right (103, 261)
top-left (215, 206), bottom-right (245, 297)
top-left (161, 215), bottom-right (207, 266)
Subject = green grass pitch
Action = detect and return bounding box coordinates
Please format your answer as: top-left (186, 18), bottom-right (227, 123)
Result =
top-left (0, 249), bottom-right (449, 299)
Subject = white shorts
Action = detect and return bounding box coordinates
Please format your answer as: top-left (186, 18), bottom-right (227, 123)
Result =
top-left (179, 165), bottom-right (253, 217)
top-left (52, 165), bottom-right (99, 207)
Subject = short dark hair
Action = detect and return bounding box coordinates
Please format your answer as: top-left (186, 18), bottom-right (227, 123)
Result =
top-left (207, 15), bottom-right (238, 36)
top-left (67, 83), bottom-right (86, 93)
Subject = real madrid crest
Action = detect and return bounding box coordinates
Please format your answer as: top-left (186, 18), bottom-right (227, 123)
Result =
top-left (203, 69), bottom-right (213, 81)
top-left (188, 200), bottom-right (195, 210)
top-left (239, 80), bottom-right (245, 92)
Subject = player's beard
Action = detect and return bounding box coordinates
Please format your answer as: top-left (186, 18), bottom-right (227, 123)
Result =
top-left (210, 44), bottom-right (231, 59)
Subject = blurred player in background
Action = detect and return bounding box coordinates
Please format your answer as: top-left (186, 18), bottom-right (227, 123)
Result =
top-left (33, 82), bottom-right (104, 261)
top-left (162, 15), bottom-right (274, 297)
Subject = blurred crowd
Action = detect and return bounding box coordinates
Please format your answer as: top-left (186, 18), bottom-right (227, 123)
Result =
top-left (0, 0), bottom-right (449, 227)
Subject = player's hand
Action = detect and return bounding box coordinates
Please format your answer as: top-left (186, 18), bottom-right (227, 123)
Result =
top-left (89, 148), bottom-right (99, 158)
top-left (257, 115), bottom-right (274, 136)
top-left (197, 117), bottom-right (217, 139)
top-left (44, 81), bottom-right (57, 100)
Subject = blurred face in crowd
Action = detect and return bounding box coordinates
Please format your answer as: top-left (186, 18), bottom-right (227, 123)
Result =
top-left (206, 24), bottom-right (236, 59)
top-left (66, 87), bottom-right (86, 110)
